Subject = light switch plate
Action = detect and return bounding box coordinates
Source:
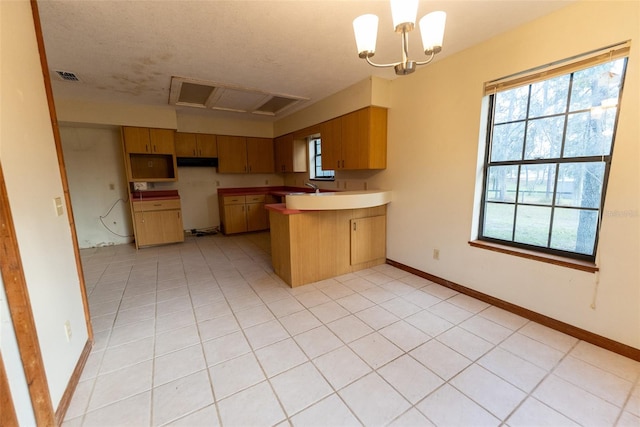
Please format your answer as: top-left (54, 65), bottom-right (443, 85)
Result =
top-left (53, 197), bottom-right (64, 216)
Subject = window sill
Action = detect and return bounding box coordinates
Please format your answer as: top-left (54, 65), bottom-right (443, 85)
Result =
top-left (468, 240), bottom-right (598, 273)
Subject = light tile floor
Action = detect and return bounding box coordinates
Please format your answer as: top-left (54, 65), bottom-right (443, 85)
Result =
top-left (64, 232), bottom-right (640, 427)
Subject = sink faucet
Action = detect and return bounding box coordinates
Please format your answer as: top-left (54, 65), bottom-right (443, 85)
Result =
top-left (305, 182), bottom-right (320, 193)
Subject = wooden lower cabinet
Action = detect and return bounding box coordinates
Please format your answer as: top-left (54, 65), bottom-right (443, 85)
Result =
top-left (223, 203), bottom-right (248, 234)
top-left (269, 205), bottom-right (387, 287)
top-left (132, 200), bottom-right (184, 247)
top-left (247, 202), bottom-right (268, 231)
top-left (219, 194), bottom-right (269, 234)
top-left (350, 215), bottom-right (386, 265)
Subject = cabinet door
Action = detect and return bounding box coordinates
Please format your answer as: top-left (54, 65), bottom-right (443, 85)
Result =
top-left (320, 117), bottom-right (343, 170)
top-left (217, 136), bottom-right (248, 173)
top-left (223, 204), bottom-right (248, 234)
top-left (274, 134), bottom-right (294, 172)
top-left (161, 209), bottom-right (185, 243)
top-left (123, 127), bottom-right (151, 153)
top-left (246, 202), bottom-right (268, 231)
top-left (196, 134), bottom-right (217, 157)
top-left (246, 137), bottom-right (274, 173)
top-left (134, 210), bottom-right (167, 246)
top-left (341, 109), bottom-right (368, 170)
top-left (350, 215), bottom-right (386, 265)
top-left (149, 129), bottom-right (175, 154)
top-left (175, 132), bottom-right (198, 157)
top-left (134, 210), bottom-right (184, 246)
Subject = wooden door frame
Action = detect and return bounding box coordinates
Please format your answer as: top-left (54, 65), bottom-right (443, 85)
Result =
top-left (0, 352), bottom-right (19, 427)
top-left (0, 164), bottom-right (54, 425)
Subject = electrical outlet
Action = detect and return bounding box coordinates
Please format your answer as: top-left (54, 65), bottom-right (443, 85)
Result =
top-left (215, 180), bottom-right (220, 186)
top-left (109, 183), bottom-right (115, 190)
top-left (265, 179), bottom-right (269, 185)
top-left (64, 320), bottom-right (72, 342)
top-left (433, 249), bottom-right (440, 260)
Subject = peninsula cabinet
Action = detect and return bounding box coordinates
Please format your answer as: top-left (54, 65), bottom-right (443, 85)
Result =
top-left (217, 136), bottom-right (274, 174)
top-left (274, 133), bottom-right (307, 173)
top-left (175, 132), bottom-right (217, 158)
top-left (320, 106), bottom-right (387, 171)
top-left (132, 199), bottom-right (184, 248)
top-left (123, 127), bottom-right (178, 182)
top-left (268, 205), bottom-right (387, 287)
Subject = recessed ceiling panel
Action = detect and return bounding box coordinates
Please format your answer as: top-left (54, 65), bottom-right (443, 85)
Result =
top-left (255, 96), bottom-right (299, 115)
top-left (178, 82), bottom-right (215, 105)
top-left (213, 88), bottom-right (268, 112)
top-left (169, 76), bottom-right (309, 117)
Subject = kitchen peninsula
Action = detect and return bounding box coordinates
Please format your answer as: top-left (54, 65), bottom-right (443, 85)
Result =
top-left (266, 190), bottom-right (391, 287)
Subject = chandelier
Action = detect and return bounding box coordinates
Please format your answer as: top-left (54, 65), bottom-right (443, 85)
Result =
top-left (353, 0), bottom-right (446, 75)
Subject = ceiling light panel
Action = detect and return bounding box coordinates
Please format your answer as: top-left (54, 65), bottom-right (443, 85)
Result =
top-left (178, 82), bottom-right (215, 105)
top-left (169, 76), bottom-right (309, 117)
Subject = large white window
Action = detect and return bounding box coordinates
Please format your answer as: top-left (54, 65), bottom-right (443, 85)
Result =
top-left (478, 45), bottom-right (629, 261)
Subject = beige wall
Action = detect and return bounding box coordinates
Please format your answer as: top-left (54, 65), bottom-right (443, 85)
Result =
top-left (60, 126), bottom-right (134, 247)
top-left (370, 0), bottom-right (639, 348)
top-left (0, 0), bottom-right (89, 410)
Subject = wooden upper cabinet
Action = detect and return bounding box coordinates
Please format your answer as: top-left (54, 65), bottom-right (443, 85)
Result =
top-left (123, 127), bottom-right (175, 154)
top-left (175, 132), bottom-right (197, 157)
top-left (175, 132), bottom-right (217, 157)
top-left (123, 127), bottom-right (152, 153)
top-left (274, 133), bottom-right (308, 173)
top-left (319, 117), bottom-right (342, 170)
top-left (217, 135), bottom-right (274, 174)
top-left (319, 106), bottom-right (387, 171)
top-left (217, 135), bottom-right (248, 173)
top-left (149, 128), bottom-right (176, 154)
top-left (123, 127), bottom-right (177, 182)
top-left (197, 134), bottom-right (218, 157)
top-left (274, 133), bottom-right (294, 172)
top-left (246, 137), bottom-right (274, 173)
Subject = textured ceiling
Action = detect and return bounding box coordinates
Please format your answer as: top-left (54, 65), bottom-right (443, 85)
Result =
top-left (37, 0), bottom-right (575, 121)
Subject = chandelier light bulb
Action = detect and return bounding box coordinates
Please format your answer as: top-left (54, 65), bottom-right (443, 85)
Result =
top-left (353, 14), bottom-right (379, 58)
top-left (390, 0), bottom-right (419, 32)
top-left (420, 11), bottom-right (447, 54)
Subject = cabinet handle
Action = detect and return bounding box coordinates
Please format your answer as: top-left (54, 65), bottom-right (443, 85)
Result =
top-left (153, 145), bottom-right (157, 152)
top-left (353, 222), bottom-right (357, 231)
top-left (153, 204), bottom-right (162, 207)
top-left (342, 160), bottom-right (345, 168)
top-left (199, 149), bottom-right (202, 156)
top-left (337, 160), bottom-right (340, 169)
top-left (145, 144), bottom-right (149, 152)
top-left (193, 149), bottom-right (197, 156)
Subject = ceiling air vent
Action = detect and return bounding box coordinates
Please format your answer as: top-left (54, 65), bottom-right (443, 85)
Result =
top-left (54, 70), bottom-right (80, 82)
top-left (169, 76), bottom-right (308, 117)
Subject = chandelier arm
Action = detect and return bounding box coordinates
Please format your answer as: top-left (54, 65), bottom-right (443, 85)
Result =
top-left (413, 51), bottom-right (436, 66)
top-left (364, 56), bottom-right (402, 69)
